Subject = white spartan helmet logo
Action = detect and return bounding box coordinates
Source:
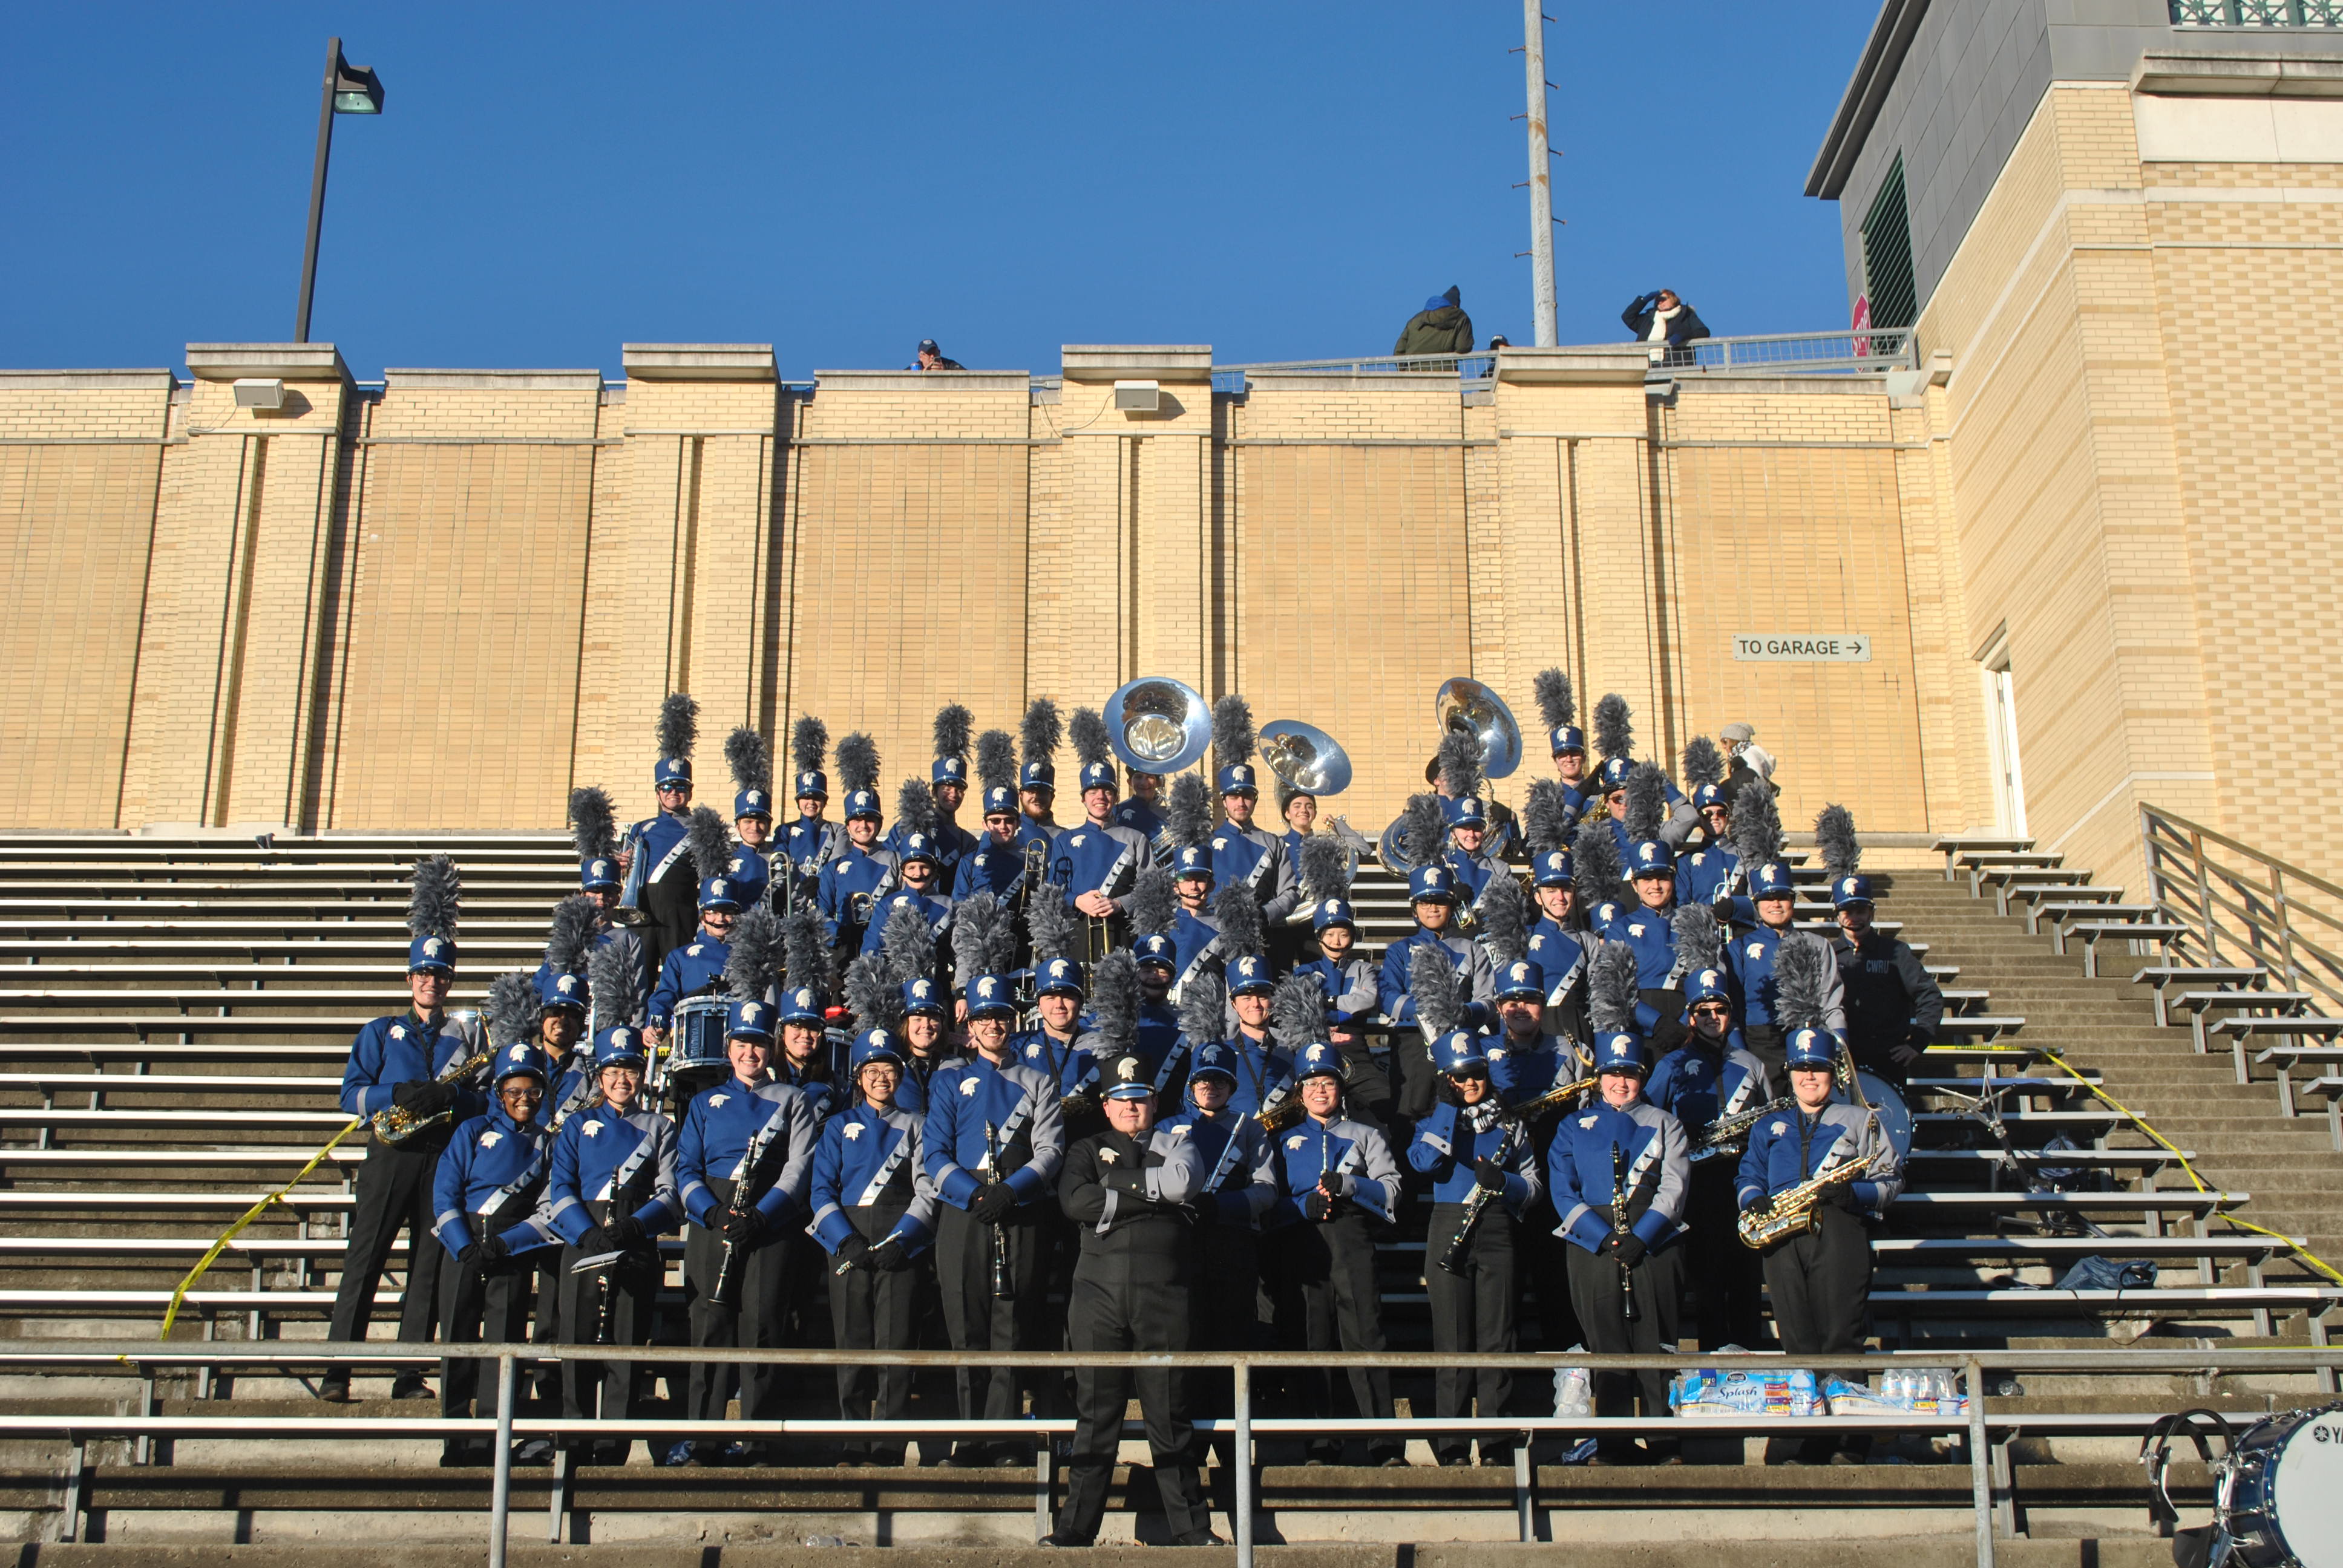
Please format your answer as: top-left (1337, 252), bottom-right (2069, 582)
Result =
top-left (743, 1003), bottom-right (762, 1022)
top-left (977, 979), bottom-right (996, 1001)
top-left (557, 974), bottom-right (578, 995)
top-left (913, 979), bottom-right (931, 1000)
top-left (423, 938), bottom-right (444, 957)
top-left (1116, 1054), bottom-right (1141, 1083)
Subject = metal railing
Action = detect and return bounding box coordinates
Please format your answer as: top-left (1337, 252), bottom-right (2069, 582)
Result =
top-left (10, 1341), bottom-right (2343, 1568)
top-left (2172, 1), bottom-right (2343, 27)
top-left (2141, 803), bottom-right (2343, 1012)
top-left (1205, 330), bottom-right (1916, 393)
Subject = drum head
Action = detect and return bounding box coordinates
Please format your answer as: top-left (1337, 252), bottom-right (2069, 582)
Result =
top-left (2270, 1405), bottom-right (2343, 1567)
top-left (1835, 1073), bottom-right (1914, 1157)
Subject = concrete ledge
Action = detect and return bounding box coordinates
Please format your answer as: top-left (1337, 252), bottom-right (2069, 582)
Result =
top-left (1243, 373), bottom-right (1464, 392)
top-left (184, 344), bottom-right (350, 383)
top-left (1061, 345), bottom-right (1213, 382)
top-left (811, 370), bottom-right (1033, 393)
top-left (0, 369), bottom-right (177, 392)
top-left (2136, 51), bottom-right (2343, 99)
top-left (379, 370), bottom-right (604, 393)
top-left (1493, 345), bottom-right (1648, 385)
top-left (618, 344), bottom-right (776, 382)
top-left (1673, 374), bottom-right (1893, 398)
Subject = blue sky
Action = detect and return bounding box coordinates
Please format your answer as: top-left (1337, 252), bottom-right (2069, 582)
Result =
top-left (2, 4), bottom-right (1873, 381)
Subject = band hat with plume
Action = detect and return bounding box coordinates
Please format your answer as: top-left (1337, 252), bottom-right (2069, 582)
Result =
top-left (1623, 762), bottom-right (1667, 846)
top-left (1299, 835), bottom-right (1352, 903)
top-left (1593, 693), bottom-right (1634, 762)
top-left (1522, 779), bottom-right (1571, 855)
top-left (976, 729), bottom-right (1017, 795)
top-left (834, 733), bottom-right (880, 797)
top-left (790, 715), bottom-right (830, 799)
top-left (1162, 774), bottom-right (1213, 852)
top-left (1815, 803), bottom-right (1862, 882)
top-left (1213, 880), bottom-right (1265, 962)
top-left (933, 703), bottom-right (974, 767)
top-left (843, 951), bottom-right (905, 1036)
top-left (1270, 970), bottom-right (1332, 1050)
top-left (1436, 727), bottom-right (1485, 804)
top-left (686, 806), bottom-right (733, 886)
top-left (782, 908), bottom-right (828, 998)
top-left (1177, 969), bottom-right (1227, 1045)
top-left (1772, 931), bottom-right (1834, 1036)
top-left (1570, 812), bottom-right (1624, 909)
top-left (1672, 903), bottom-right (1722, 980)
top-left (879, 897), bottom-right (937, 995)
top-left (726, 727), bottom-right (772, 797)
top-left (588, 932), bottom-right (644, 1030)
top-left (1473, 871), bottom-right (1530, 970)
top-left (1069, 707), bottom-right (1112, 768)
top-left (896, 777), bottom-right (939, 840)
top-left (655, 694), bottom-right (700, 785)
top-left (1729, 777), bottom-right (1784, 867)
top-left (1124, 863), bottom-right (1177, 941)
top-left (1587, 940), bottom-right (1640, 1040)
top-left (1020, 698), bottom-right (1063, 769)
top-left (483, 970), bottom-right (541, 1052)
top-left (543, 895), bottom-right (599, 982)
top-left (1533, 667), bottom-right (1576, 731)
top-left (1407, 942), bottom-right (1467, 1040)
top-left (1025, 879), bottom-right (1081, 969)
top-left (1211, 694), bottom-right (1256, 776)
top-left (1681, 736), bottom-right (1724, 794)
top-left (951, 890), bottom-right (1019, 988)
top-left (1401, 792), bottom-right (1447, 871)
top-left (723, 904), bottom-right (787, 1003)
top-left (1081, 950), bottom-right (1142, 1055)
top-left (568, 788), bottom-right (617, 863)
top-left (407, 854), bottom-right (462, 943)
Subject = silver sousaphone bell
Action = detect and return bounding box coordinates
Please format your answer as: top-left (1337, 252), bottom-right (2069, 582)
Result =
top-left (1435, 677), bottom-right (1524, 781)
top-left (1102, 676), bottom-right (1212, 775)
top-left (1260, 720), bottom-right (1352, 797)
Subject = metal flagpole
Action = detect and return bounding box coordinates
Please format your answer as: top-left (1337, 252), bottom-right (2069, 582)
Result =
top-left (1522, 1), bottom-right (1558, 347)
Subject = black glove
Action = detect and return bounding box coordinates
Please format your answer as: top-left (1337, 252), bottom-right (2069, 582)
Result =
top-left (868, 1238), bottom-right (911, 1273)
top-left (718, 1208), bottom-right (762, 1244)
top-left (1607, 1233), bottom-right (1648, 1269)
top-left (1887, 1041), bottom-right (1928, 1070)
top-left (393, 1080), bottom-right (456, 1117)
top-left (836, 1233), bottom-right (873, 1270)
top-left (1191, 1194), bottom-right (1220, 1226)
top-left (578, 1224), bottom-right (614, 1255)
top-left (1473, 1158), bottom-right (1508, 1193)
top-left (1303, 1189), bottom-right (1334, 1222)
top-left (969, 1182), bottom-right (1017, 1224)
top-left (455, 1242), bottom-right (482, 1267)
top-left (480, 1231), bottom-right (512, 1263)
top-left (1320, 1171), bottom-right (1354, 1199)
top-left (605, 1214), bottom-right (647, 1250)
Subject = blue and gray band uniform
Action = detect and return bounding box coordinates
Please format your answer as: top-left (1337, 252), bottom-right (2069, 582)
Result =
top-left (1726, 918), bottom-right (1849, 1078)
top-left (784, 802), bottom-right (846, 903)
top-left (1410, 1085), bottom-right (1544, 1463)
top-left (920, 1050), bottom-right (1066, 1441)
top-left (1263, 1061), bottom-right (1406, 1465)
top-left (1167, 900), bottom-right (1224, 1002)
top-left (1292, 945), bottom-right (1388, 1122)
top-left (647, 932), bottom-right (733, 1029)
top-left (808, 1096), bottom-right (938, 1455)
top-left (1378, 871), bottom-right (1496, 1119)
top-left (816, 836), bottom-right (899, 949)
top-left (1548, 1088), bottom-right (1692, 1460)
top-left (718, 842), bottom-right (773, 910)
top-left (1441, 796), bottom-right (1502, 904)
top-left (1647, 983), bottom-right (1777, 1350)
top-left (955, 841), bottom-right (1024, 902)
top-left (1217, 1026), bottom-right (1300, 1122)
top-left (430, 1080), bottom-right (555, 1453)
top-left (674, 1076), bottom-right (821, 1443)
top-left (857, 884), bottom-right (954, 959)
top-left (534, 929), bottom-right (647, 1027)
top-left (1674, 841), bottom-right (1740, 910)
top-left (1207, 773), bottom-right (1299, 923)
top-left (1054, 819), bottom-right (1150, 917)
top-left (1110, 788), bottom-right (1164, 844)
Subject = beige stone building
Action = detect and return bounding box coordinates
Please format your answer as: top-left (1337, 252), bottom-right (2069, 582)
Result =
top-left (5, 3), bottom-right (2341, 900)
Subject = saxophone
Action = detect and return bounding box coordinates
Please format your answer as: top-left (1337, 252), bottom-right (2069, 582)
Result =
top-left (1737, 1159), bottom-right (1864, 1249)
top-left (1257, 1089), bottom-right (1305, 1134)
top-left (369, 1012), bottom-right (490, 1148)
top-left (1496, 1072), bottom-right (1601, 1126)
top-left (1689, 1094), bottom-right (1797, 1163)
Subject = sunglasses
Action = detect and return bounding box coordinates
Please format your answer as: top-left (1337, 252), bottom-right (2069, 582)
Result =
top-left (1446, 1069), bottom-right (1489, 1083)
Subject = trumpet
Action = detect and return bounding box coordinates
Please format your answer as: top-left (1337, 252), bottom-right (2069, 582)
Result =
top-left (1688, 1094), bottom-right (1797, 1163)
top-left (1737, 1160), bottom-right (1864, 1249)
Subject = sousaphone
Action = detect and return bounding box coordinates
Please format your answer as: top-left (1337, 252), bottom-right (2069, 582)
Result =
top-left (1101, 676), bottom-right (1211, 776)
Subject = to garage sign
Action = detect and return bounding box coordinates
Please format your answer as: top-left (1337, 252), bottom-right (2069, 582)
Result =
top-left (1732, 633), bottom-right (1871, 662)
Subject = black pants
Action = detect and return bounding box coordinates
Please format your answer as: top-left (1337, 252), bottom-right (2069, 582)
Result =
top-left (934, 1199), bottom-right (1058, 1436)
top-left (437, 1218), bottom-right (537, 1445)
top-left (1564, 1239), bottom-right (1683, 1459)
top-left (1335, 1042), bottom-right (1394, 1130)
top-left (1425, 1200), bottom-right (1518, 1457)
top-left (829, 1204), bottom-right (919, 1455)
top-left (1055, 1264), bottom-right (1209, 1544)
top-left (637, 867), bottom-right (698, 979)
top-left (1762, 1204), bottom-right (1873, 1459)
top-left (683, 1181), bottom-right (795, 1427)
top-left (1638, 987), bottom-right (1689, 1059)
top-left (328, 1142), bottom-right (445, 1353)
top-left (1682, 1163), bottom-right (1768, 1350)
top-left (1182, 1221), bottom-right (1262, 1459)
top-left (559, 1199), bottom-right (659, 1452)
top-left (1742, 1024), bottom-right (1786, 1082)
top-left (1394, 1031), bottom-right (1438, 1122)
top-left (1268, 1211), bottom-right (1395, 1457)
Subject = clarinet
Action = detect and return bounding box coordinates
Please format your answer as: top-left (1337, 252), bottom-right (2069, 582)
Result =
top-left (1611, 1142), bottom-right (1639, 1323)
top-left (709, 1126), bottom-right (786, 1309)
top-left (595, 1152), bottom-right (658, 1345)
top-left (1439, 1112), bottom-right (1517, 1276)
top-left (983, 1119), bottom-right (1011, 1299)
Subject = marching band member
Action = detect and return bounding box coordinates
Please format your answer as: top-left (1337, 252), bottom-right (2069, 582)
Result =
top-left (1735, 1026), bottom-right (1904, 1465)
top-left (1132, 936), bottom-right (1187, 1097)
top-left (669, 999), bottom-right (821, 1466)
top-left (1829, 874), bottom-right (1942, 1088)
top-left (531, 967), bottom-right (594, 1129)
top-left (620, 695), bottom-right (703, 969)
top-left (810, 1030), bottom-right (938, 1466)
top-left (815, 788), bottom-right (897, 958)
top-left (1016, 697), bottom-right (1067, 850)
top-left (1291, 898), bottom-right (1389, 1127)
top-left (1411, 1029), bottom-right (1541, 1468)
top-left (1377, 864), bottom-right (1495, 1120)
top-left (1015, 956), bottom-right (1101, 1133)
top-left (1524, 851), bottom-right (1590, 1044)
top-left (889, 980), bottom-right (951, 1116)
top-left (1266, 1040), bottom-right (1404, 1467)
top-left (1647, 967), bottom-right (1774, 1350)
top-left (563, 791), bottom-right (652, 1010)
top-left (1056, 725), bottom-right (1149, 950)
top-left (922, 972), bottom-right (1066, 1466)
top-left (1674, 787), bottom-right (1738, 907)
top-left (858, 833), bottom-right (954, 961)
top-left (1531, 668), bottom-right (1598, 822)
top-left (723, 725), bottom-right (778, 910)
top-left (773, 985), bottom-right (837, 1120)
top-left (643, 877), bottom-right (742, 1052)
top-left (956, 788), bottom-right (1029, 903)
top-left (1726, 861), bottom-right (1846, 1079)
top-left (922, 704), bottom-right (981, 890)
top-left (1165, 848), bottom-right (1222, 1001)
top-left (1110, 767), bottom-right (1166, 843)
top-left (781, 716), bottom-right (846, 912)
top-left (1441, 796), bottom-right (1502, 906)
top-left (1222, 956), bottom-right (1302, 1123)
top-left (1207, 697), bottom-right (1299, 930)
top-left (540, 1023), bottom-right (678, 1466)
top-left (1597, 841), bottom-right (1696, 1058)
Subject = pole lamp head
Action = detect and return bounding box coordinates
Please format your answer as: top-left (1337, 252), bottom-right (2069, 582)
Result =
top-left (331, 47), bottom-right (384, 115)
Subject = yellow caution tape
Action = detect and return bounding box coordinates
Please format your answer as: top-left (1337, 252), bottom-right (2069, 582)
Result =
top-left (155, 1116), bottom-right (367, 1342)
top-left (1935, 1045), bottom-right (2343, 1287)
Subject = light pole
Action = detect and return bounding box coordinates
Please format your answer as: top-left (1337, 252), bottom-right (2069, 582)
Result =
top-left (1521, 2), bottom-right (1557, 348)
top-left (293, 37), bottom-right (385, 344)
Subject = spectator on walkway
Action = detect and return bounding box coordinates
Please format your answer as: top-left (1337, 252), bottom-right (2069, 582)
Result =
top-left (909, 339), bottom-right (966, 371)
top-left (1721, 722), bottom-right (1777, 797)
top-left (1622, 289), bottom-right (1709, 367)
top-left (1393, 287), bottom-right (1474, 359)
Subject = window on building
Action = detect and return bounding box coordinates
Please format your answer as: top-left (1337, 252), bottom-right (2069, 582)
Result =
top-left (1860, 155), bottom-right (1917, 333)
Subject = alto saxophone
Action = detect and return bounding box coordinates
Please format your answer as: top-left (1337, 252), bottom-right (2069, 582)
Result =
top-left (1689, 1094), bottom-right (1797, 1163)
top-left (370, 1014), bottom-right (490, 1148)
top-left (1496, 1072), bottom-right (1601, 1126)
top-left (1257, 1091), bottom-right (1305, 1134)
top-left (1737, 1160), bottom-right (1864, 1249)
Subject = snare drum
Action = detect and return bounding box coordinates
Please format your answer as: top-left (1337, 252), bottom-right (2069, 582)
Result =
top-left (670, 995), bottom-right (731, 1073)
top-left (2218, 1401), bottom-right (2343, 1568)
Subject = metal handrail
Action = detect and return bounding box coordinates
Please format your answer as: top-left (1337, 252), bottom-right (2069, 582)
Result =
top-left (2141, 803), bottom-right (2343, 1011)
top-left (13, 1342), bottom-right (2343, 1568)
top-left (1205, 330), bottom-right (1918, 393)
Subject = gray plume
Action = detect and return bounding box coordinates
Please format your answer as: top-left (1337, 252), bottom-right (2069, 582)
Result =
top-left (543, 895), bottom-right (598, 979)
top-left (977, 729), bottom-right (1017, 793)
top-left (1572, 815), bottom-right (1622, 903)
top-left (1588, 941), bottom-right (1640, 1037)
top-left (656, 693), bottom-right (698, 763)
top-left (1026, 881), bottom-right (1080, 967)
top-left (1162, 773), bottom-right (1213, 849)
top-left (896, 778), bottom-right (937, 840)
top-left (952, 892), bottom-right (1015, 986)
top-left (1623, 762), bottom-right (1666, 844)
top-left (790, 715), bottom-right (829, 779)
top-left (1178, 971), bottom-right (1226, 1043)
top-left (1730, 779), bottom-right (1783, 867)
top-left (783, 908), bottom-right (827, 997)
top-left (1475, 872), bottom-right (1530, 969)
top-left (1211, 694), bottom-right (1255, 774)
top-left (1408, 942), bottom-right (1466, 1039)
top-left (568, 787), bottom-right (616, 862)
top-left (1214, 881), bottom-right (1263, 962)
top-left (1069, 707), bottom-right (1112, 769)
top-left (723, 904), bottom-right (787, 1001)
top-left (933, 703), bottom-right (973, 765)
top-left (686, 806), bottom-right (733, 883)
top-left (1087, 950), bottom-right (1140, 1050)
top-left (484, 970), bottom-right (539, 1050)
top-left (1299, 835), bottom-right (1351, 901)
top-left (725, 727), bottom-right (771, 795)
top-left (1533, 667), bottom-right (1575, 731)
top-left (1020, 698), bottom-right (1063, 768)
top-left (1673, 904), bottom-right (1722, 980)
top-left (1401, 792), bottom-right (1447, 868)
top-left (1682, 736), bottom-right (1724, 792)
top-left (1271, 970), bottom-right (1330, 1048)
top-left (1773, 932), bottom-right (1833, 1035)
top-left (835, 733), bottom-right (880, 795)
top-left (843, 952), bottom-right (903, 1035)
top-left (1126, 863), bottom-right (1176, 939)
top-left (879, 898), bottom-right (936, 991)
top-left (1522, 779), bottom-right (1570, 855)
top-left (1816, 804), bottom-right (1862, 881)
top-left (406, 855), bottom-right (462, 941)
top-left (588, 936), bottom-right (642, 1028)
top-left (1593, 693), bottom-right (1633, 760)
top-left (1436, 728), bottom-right (1484, 802)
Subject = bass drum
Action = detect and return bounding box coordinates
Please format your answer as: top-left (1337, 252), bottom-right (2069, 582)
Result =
top-left (1833, 1073), bottom-right (1914, 1158)
top-left (2219, 1402), bottom-right (2343, 1568)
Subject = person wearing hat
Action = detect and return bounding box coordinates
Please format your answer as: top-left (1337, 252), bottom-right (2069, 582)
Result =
top-left (1548, 1029), bottom-right (1689, 1463)
top-left (622, 776), bottom-right (704, 975)
top-left (1393, 284), bottom-right (1474, 358)
top-left (782, 768), bottom-right (846, 911)
top-left (1289, 899), bottom-right (1389, 1128)
top-left (1409, 1029), bottom-right (1541, 1467)
top-left (1725, 861), bottom-right (1847, 1080)
top-left (1479, 956), bottom-right (1584, 1357)
top-left (888, 981), bottom-right (949, 1116)
top-left (643, 876), bottom-right (743, 1052)
top-left (1132, 938), bottom-right (1187, 1097)
top-left (540, 1024), bottom-right (680, 1465)
top-left (1158, 1038), bottom-right (1278, 1467)
top-left (1441, 797), bottom-right (1502, 907)
top-left (1548, 722), bottom-right (1598, 822)
top-left (1377, 864), bottom-right (1496, 1121)
top-left (816, 791), bottom-right (900, 962)
top-left (809, 1030), bottom-right (938, 1465)
top-left (911, 338), bottom-right (965, 371)
top-left (1720, 722), bottom-right (1777, 799)
top-left (1056, 759), bottom-right (1150, 956)
top-left (1041, 1047), bottom-right (1214, 1547)
top-left (528, 969), bottom-right (595, 1129)
top-left (922, 972), bottom-right (1066, 1466)
top-left (1015, 956), bottom-right (1101, 1137)
top-left (1524, 852), bottom-right (1592, 1045)
top-left (1264, 1039), bottom-right (1404, 1466)
top-left (1648, 969), bottom-right (1774, 1350)
top-left (669, 1000), bottom-right (821, 1466)
top-left (857, 834), bottom-right (954, 960)
top-left (772, 985), bottom-right (839, 1122)
top-left (1827, 876), bottom-right (1941, 1088)
top-left (1599, 840), bottom-right (1698, 1059)
top-left (954, 789), bottom-right (1029, 903)
top-left (1111, 768), bottom-right (1166, 845)
top-left (1736, 1027), bottom-right (1903, 1464)
top-left (1675, 788), bottom-right (1739, 904)
top-left (1165, 848), bottom-right (1224, 1003)
top-left (1223, 955), bottom-right (1303, 1122)
top-left (1210, 762), bottom-right (1300, 932)
top-left (430, 1041), bottom-right (555, 1466)
top-left (321, 891), bottom-right (477, 1403)
top-left (1015, 759), bottom-right (1065, 853)
top-left (560, 855), bottom-right (652, 1022)
top-left (923, 748), bottom-right (981, 894)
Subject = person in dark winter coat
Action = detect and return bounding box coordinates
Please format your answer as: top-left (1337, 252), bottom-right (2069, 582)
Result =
top-left (909, 339), bottom-right (965, 371)
top-left (1394, 286), bottom-right (1475, 358)
top-left (1622, 289), bottom-right (1709, 367)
